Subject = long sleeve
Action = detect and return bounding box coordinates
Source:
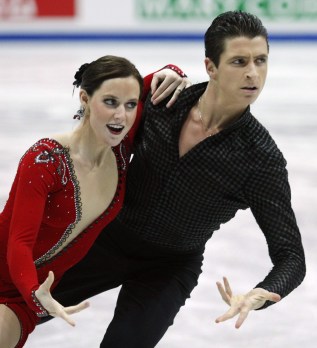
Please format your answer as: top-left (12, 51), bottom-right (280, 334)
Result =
top-left (6, 146), bottom-right (61, 316)
top-left (244, 152), bottom-right (306, 308)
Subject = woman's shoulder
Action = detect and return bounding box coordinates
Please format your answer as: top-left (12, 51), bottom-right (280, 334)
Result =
top-left (19, 137), bottom-right (69, 175)
top-left (22, 137), bottom-right (67, 162)
top-left (48, 133), bottom-right (71, 148)
top-left (15, 137), bottom-right (73, 188)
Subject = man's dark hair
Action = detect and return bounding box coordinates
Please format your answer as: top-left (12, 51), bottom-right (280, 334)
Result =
top-left (204, 11), bottom-right (269, 67)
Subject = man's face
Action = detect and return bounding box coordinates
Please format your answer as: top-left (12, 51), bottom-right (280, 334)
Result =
top-left (210, 36), bottom-right (268, 108)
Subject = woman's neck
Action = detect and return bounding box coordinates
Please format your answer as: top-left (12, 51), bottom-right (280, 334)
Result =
top-left (54, 126), bottom-right (113, 171)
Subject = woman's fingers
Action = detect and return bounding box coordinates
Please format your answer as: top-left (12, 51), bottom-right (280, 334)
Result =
top-left (50, 301), bottom-right (90, 327)
top-left (165, 86), bottom-right (185, 108)
top-left (34, 272), bottom-right (91, 327)
top-left (59, 301), bottom-right (90, 326)
top-left (150, 70), bottom-right (191, 107)
top-left (58, 309), bottom-right (76, 327)
top-left (152, 80), bottom-right (182, 105)
top-left (151, 73), bottom-right (182, 97)
top-left (63, 301), bottom-right (90, 315)
top-left (43, 271), bottom-right (54, 290)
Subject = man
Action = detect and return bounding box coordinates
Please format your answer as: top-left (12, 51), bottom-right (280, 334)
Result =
top-left (46, 11), bottom-right (306, 347)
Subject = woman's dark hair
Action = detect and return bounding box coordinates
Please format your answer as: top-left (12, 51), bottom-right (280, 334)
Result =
top-left (204, 11), bottom-right (269, 67)
top-left (73, 55), bottom-right (143, 99)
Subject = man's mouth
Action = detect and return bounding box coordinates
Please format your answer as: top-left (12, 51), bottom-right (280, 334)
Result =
top-left (106, 124), bottom-right (124, 135)
top-left (241, 86), bottom-right (258, 91)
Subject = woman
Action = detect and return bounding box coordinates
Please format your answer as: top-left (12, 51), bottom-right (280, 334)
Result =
top-left (0, 55), bottom-right (187, 347)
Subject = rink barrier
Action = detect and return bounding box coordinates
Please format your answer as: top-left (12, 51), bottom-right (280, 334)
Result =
top-left (0, 32), bottom-right (317, 42)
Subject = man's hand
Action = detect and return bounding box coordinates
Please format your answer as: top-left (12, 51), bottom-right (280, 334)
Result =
top-left (215, 277), bottom-right (281, 329)
top-left (35, 271), bottom-right (90, 327)
top-left (151, 69), bottom-right (191, 108)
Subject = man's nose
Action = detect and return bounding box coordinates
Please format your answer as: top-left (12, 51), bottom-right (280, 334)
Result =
top-left (245, 62), bottom-right (258, 79)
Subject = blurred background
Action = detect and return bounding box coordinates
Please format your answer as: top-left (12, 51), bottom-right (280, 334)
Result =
top-left (0, 1), bottom-right (316, 347)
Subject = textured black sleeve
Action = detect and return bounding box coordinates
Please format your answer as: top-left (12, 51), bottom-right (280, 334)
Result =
top-left (244, 152), bottom-right (306, 309)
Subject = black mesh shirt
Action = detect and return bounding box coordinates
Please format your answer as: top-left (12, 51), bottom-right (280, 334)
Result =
top-left (117, 82), bottom-right (306, 304)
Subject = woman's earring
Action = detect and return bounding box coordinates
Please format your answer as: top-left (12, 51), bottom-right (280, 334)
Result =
top-left (73, 105), bottom-right (85, 120)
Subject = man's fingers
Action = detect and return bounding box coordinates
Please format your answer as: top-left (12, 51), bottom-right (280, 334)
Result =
top-left (223, 277), bottom-right (233, 297)
top-left (216, 282), bottom-right (231, 305)
top-left (253, 289), bottom-right (281, 305)
top-left (215, 306), bottom-right (239, 323)
top-left (267, 292), bottom-right (281, 303)
top-left (64, 301), bottom-right (90, 315)
top-left (235, 308), bottom-right (250, 329)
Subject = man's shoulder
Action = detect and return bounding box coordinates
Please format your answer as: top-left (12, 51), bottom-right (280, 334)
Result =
top-left (242, 114), bottom-right (286, 164)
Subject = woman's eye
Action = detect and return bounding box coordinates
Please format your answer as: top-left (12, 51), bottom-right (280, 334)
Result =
top-left (104, 99), bottom-right (117, 106)
top-left (126, 102), bottom-right (137, 109)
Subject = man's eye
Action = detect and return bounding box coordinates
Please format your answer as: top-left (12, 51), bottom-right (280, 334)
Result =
top-left (256, 57), bottom-right (267, 64)
top-left (232, 59), bottom-right (244, 65)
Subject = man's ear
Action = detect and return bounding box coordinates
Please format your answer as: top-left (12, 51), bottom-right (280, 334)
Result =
top-left (204, 58), bottom-right (217, 79)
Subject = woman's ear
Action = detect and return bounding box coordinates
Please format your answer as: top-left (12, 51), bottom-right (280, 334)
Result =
top-left (79, 89), bottom-right (89, 107)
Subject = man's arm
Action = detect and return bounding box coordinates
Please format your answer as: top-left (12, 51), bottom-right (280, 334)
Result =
top-left (245, 153), bottom-right (306, 304)
top-left (214, 153), bottom-right (305, 328)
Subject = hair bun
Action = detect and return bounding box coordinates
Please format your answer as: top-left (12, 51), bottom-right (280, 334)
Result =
top-left (73, 63), bottom-right (90, 88)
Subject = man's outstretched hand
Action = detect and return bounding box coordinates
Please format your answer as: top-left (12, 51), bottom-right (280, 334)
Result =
top-left (215, 276), bottom-right (281, 329)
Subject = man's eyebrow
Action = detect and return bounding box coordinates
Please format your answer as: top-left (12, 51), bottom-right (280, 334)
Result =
top-left (229, 53), bottom-right (268, 60)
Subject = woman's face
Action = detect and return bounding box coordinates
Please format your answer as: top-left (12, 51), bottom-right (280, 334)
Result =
top-left (82, 76), bottom-right (140, 147)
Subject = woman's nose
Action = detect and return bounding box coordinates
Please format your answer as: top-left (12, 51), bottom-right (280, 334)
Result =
top-left (114, 104), bottom-right (125, 120)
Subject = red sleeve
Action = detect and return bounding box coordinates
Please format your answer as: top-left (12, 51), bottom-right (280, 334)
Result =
top-left (7, 144), bottom-right (61, 316)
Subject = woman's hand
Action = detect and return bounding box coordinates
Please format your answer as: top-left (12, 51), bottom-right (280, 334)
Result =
top-left (151, 68), bottom-right (191, 108)
top-left (34, 271), bottom-right (90, 327)
top-left (215, 277), bottom-right (281, 329)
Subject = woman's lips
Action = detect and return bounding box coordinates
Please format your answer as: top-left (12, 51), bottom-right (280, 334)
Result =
top-left (106, 124), bottom-right (124, 135)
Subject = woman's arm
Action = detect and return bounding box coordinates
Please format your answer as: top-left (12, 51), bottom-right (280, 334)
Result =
top-left (143, 64), bottom-right (191, 107)
top-left (128, 65), bottom-right (190, 143)
top-left (6, 145), bottom-right (59, 316)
